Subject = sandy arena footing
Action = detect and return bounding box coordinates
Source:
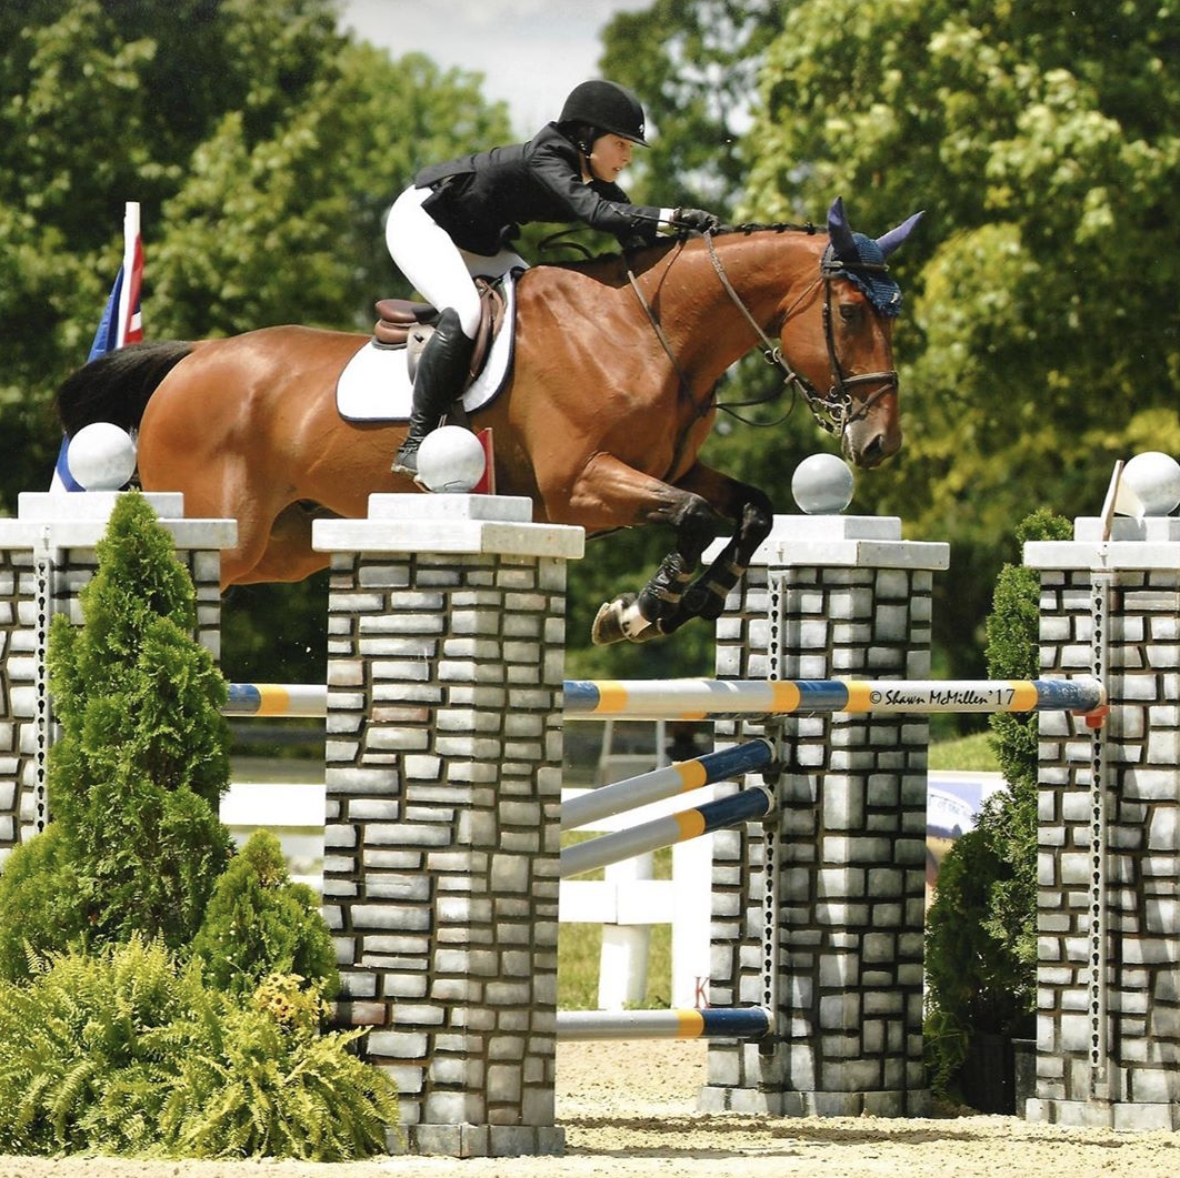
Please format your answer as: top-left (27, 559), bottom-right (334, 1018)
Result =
top-left (2, 1040), bottom-right (1178, 1177)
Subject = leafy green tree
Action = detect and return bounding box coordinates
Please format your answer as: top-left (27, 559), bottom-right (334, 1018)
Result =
top-left (741, 0), bottom-right (1180, 673)
top-left (0, 0), bottom-right (509, 519)
top-left (600, 0), bottom-right (785, 214)
top-left (152, 42), bottom-right (510, 336)
top-left (924, 508), bottom-right (1071, 1100)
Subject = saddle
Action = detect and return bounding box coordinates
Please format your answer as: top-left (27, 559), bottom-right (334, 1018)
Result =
top-left (372, 277), bottom-right (507, 385)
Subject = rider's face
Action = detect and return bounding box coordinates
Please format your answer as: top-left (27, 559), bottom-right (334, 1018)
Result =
top-left (586, 134), bottom-right (633, 183)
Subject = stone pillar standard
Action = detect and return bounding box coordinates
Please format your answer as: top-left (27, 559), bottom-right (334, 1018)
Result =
top-left (0, 492), bottom-right (234, 867)
top-left (700, 514), bottom-right (948, 1117)
top-left (313, 494), bottom-right (582, 1158)
top-left (1025, 514), bottom-right (1180, 1130)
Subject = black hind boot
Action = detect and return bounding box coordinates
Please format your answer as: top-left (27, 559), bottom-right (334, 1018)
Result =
top-left (392, 307), bottom-right (476, 477)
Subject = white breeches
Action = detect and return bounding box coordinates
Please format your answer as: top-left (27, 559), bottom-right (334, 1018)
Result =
top-left (385, 186), bottom-right (527, 341)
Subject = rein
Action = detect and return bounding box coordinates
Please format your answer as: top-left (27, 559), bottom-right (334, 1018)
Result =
top-left (627, 225), bottom-right (899, 436)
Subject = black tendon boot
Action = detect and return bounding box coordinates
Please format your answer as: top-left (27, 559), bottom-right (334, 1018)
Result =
top-left (392, 307), bottom-right (476, 476)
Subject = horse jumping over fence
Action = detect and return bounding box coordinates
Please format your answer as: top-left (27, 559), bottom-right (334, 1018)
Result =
top-left (55, 198), bottom-right (921, 645)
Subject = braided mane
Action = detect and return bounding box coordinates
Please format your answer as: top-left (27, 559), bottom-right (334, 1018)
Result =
top-left (717, 220), bottom-right (822, 237)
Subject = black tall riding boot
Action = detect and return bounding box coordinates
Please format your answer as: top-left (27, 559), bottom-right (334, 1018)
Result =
top-left (392, 307), bottom-right (476, 477)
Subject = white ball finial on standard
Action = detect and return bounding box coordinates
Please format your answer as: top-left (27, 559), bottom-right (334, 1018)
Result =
top-left (791, 452), bottom-right (854, 514)
top-left (66, 423), bottom-right (137, 490)
top-left (1121, 451), bottom-right (1180, 517)
top-left (415, 426), bottom-right (487, 493)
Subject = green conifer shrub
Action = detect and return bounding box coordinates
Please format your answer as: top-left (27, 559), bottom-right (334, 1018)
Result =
top-left (0, 493), bottom-right (233, 978)
top-left (0, 494), bottom-right (395, 1157)
top-left (191, 829), bottom-right (338, 997)
top-left (0, 938), bottom-right (398, 1159)
top-left (923, 508), bottom-right (1073, 1101)
top-left (0, 825), bottom-right (84, 982)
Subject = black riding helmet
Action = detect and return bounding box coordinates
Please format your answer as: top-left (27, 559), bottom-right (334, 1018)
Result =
top-left (559, 80), bottom-right (648, 146)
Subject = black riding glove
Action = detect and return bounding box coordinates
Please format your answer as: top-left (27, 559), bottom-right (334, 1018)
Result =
top-left (673, 207), bottom-right (722, 233)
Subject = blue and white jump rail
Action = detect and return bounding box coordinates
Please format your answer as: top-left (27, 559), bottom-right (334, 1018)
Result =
top-left (560, 782), bottom-right (775, 880)
top-left (556, 1006), bottom-right (773, 1042)
top-left (561, 738), bottom-right (774, 831)
top-left (224, 682), bottom-right (327, 718)
top-left (223, 677), bottom-right (1107, 721)
top-left (562, 676), bottom-right (1108, 721)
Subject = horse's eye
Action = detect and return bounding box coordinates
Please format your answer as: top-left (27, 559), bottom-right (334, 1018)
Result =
top-left (839, 304), bottom-right (862, 325)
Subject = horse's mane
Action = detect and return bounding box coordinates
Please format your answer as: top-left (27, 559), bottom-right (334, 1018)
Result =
top-left (548, 220), bottom-right (826, 279)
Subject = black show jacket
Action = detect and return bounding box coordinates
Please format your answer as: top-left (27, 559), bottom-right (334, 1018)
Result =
top-left (414, 123), bottom-right (662, 255)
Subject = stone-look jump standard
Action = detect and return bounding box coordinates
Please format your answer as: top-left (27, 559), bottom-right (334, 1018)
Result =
top-left (311, 493), bottom-right (582, 1159)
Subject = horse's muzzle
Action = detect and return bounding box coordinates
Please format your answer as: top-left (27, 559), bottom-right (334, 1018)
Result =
top-left (843, 424), bottom-right (901, 469)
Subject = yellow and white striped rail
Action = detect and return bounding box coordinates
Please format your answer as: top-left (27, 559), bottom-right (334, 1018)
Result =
top-left (224, 677), bottom-right (1107, 723)
top-left (561, 739), bottom-right (774, 832)
top-left (556, 1006), bottom-right (772, 1041)
top-left (562, 677), bottom-right (1106, 721)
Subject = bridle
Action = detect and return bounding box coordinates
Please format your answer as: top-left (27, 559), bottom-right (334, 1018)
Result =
top-left (628, 227), bottom-right (899, 436)
top-left (706, 231), bottom-right (898, 435)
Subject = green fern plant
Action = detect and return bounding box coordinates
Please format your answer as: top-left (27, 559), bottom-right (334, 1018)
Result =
top-left (0, 937), bottom-right (181, 1154)
top-left (166, 974), bottom-right (399, 1160)
top-left (0, 939), bottom-right (398, 1159)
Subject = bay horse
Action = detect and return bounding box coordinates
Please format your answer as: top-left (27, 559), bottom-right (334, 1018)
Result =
top-left (55, 198), bottom-right (921, 645)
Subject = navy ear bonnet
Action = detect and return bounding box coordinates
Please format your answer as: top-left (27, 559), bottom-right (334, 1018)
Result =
top-left (822, 233), bottom-right (903, 318)
top-left (822, 198), bottom-right (924, 319)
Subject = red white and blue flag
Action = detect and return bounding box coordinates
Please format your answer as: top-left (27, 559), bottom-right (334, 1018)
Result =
top-left (52, 202), bottom-right (143, 491)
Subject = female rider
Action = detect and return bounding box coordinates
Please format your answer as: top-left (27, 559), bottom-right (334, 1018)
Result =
top-left (385, 79), bottom-right (720, 476)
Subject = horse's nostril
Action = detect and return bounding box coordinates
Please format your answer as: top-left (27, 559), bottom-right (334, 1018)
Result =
top-left (858, 434), bottom-right (885, 468)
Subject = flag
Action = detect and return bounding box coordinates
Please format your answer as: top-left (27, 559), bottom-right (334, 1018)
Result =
top-left (1098, 459), bottom-right (1146, 542)
top-left (51, 202), bottom-right (143, 491)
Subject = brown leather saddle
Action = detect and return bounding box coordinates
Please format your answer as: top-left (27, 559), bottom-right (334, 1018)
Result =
top-left (372, 277), bottom-right (508, 384)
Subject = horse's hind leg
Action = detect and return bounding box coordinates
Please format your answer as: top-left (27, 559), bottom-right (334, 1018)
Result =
top-left (162, 469), bottom-right (322, 588)
top-left (231, 502), bottom-right (334, 585)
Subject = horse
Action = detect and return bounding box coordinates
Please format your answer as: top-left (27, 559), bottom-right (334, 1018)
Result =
top-left (55, 197), bottom-right (922, 645)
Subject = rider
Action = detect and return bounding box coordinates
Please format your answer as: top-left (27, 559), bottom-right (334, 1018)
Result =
top-left (384, 79), bottom-right (722, 476)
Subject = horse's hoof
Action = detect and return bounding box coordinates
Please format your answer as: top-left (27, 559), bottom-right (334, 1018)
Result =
top-left (591, 599), bottom-right (628, 645)
top-left (592, 596), bottom-right (660, 645)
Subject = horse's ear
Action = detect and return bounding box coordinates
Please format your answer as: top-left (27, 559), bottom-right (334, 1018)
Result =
top-left (827, 197), bottom-right (859, 262)
top-left (876, 210), bottom-right (925, 258)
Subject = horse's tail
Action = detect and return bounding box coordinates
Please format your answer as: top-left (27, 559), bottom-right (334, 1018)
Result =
top-left (54, 340), bottom-right (193, 436)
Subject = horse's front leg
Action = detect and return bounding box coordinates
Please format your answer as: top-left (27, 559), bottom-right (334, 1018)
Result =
top-left (591, 485), bottom-right (724, 644)
top-left (545, 453), bottom-right (724, 646)
top-left (654, 464), bottom-right (774, 637)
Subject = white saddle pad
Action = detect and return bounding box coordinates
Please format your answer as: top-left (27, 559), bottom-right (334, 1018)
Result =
top-left (336, 274), bottom-right (517, 421)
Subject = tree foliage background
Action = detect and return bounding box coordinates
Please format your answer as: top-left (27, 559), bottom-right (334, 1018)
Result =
top-left (2, 0), bottom-right (1179, 683)
top-left (0, 0), bottom-right (510, 679)
top-left (603, 0), bottom-right (1180, 681)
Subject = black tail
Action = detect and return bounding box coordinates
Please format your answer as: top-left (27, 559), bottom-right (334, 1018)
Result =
top-left (55, 340), bottom-right (193, 436)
